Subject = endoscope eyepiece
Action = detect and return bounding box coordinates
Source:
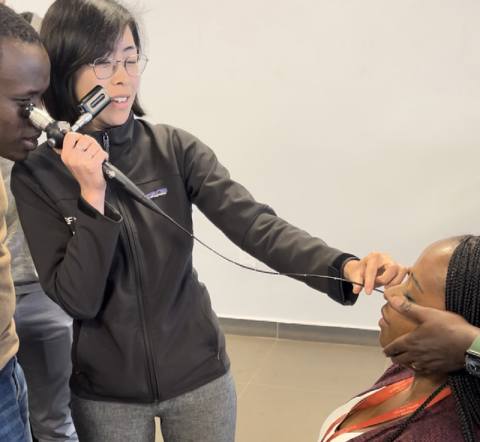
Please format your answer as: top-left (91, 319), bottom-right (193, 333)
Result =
top-left (23, 103), bottom-right (56, 133)
top-left (23, 86), bottom-right (111, 148)
top-left (22, 103), bottom-right (36, 119)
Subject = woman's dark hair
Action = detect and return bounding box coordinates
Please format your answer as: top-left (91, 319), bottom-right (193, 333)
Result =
top-left (386, 235), bottom-right (480, 442)
top-left (40, 0), bottom-right (146, 123)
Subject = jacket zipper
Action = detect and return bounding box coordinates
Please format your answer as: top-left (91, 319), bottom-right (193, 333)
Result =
top-left (103, 131), bottom-right (110, 155)
top-left (103, 133), bottom-right (160, 403)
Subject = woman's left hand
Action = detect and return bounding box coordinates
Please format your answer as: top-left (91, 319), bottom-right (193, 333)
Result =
top-left (343, 252), bottom-right (408, 295)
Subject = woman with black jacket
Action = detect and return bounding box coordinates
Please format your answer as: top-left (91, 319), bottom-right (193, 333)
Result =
top-left (11, 0), bottom-right (406, 440)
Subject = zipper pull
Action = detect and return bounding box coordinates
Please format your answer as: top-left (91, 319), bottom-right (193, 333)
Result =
top-left (103, 131), bottom-right (110, 155)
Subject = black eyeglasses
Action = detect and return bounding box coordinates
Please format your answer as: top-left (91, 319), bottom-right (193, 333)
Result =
top-left (89, 54), bottom-right (149, 80)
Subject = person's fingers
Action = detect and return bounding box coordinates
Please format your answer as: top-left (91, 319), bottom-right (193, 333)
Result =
top-left (362, 253), bottom-right (384, 295)
top-left (344, 254), bottom-right (406, 295)
top-left (85, 144), bottom-right (101, 157)
top-left (410, 362), bottom-right (423, 371)
top-left (62, 134), bottom-right (105, 166)
top-left (373, 264), bottom-right (398, 286)
top-left (389, 353), bottom-right (412, 366)
top-left (383, 338), bottom-right (409, 359)
top-left (352, 280), bottom-right (363, 295)
top-left (62, 132), bottom-right (84, 153)
top-left (342, 260), bottom-right (364, 295)
top-left (384, 266), bottom-right (408, 288)
top-left (382, 331), bottom-right (410, 358)
top-left (74, 136), bottom-right (96, 154)
top-left (386, 351), bottom-right (433, 374)
top-left (375, 264), bottom-right (408, 287)
top-left (385, 294), bottom-right (426, 324)
top-left (89, 148), bottom-right (108, 163)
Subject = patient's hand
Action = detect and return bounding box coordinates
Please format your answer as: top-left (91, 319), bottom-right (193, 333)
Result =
top-left (343, 252), bottom-right (407, 295)
top-left (383, 295), bottom-right (480, 373)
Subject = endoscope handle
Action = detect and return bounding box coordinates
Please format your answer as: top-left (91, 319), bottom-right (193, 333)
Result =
top-left (101, 161), bottom-right (161, 212)
top-left (23, 86), bottom-right (111, 148)
top-left (22, 88), bottom-right (160, 213)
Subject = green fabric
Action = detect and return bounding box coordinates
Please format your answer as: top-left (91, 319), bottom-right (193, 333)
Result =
top-left (467, 333), bottom-right (480, 356)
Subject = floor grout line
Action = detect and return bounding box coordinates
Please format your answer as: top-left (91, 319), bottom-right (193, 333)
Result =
top-left (228, 334), bottom-right (391, 442)
top-left (237, 337), bottom-right (279, 401)
top-left (239, 382), bottom-right (357, 395)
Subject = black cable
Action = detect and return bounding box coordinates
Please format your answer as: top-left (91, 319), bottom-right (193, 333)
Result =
top-left (24, 94), bottom-right (385, 294)
top-left (134, 192), bottom-right (385, 294)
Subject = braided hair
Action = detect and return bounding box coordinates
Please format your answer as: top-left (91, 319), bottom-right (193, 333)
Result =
top-left (385, 235), bottom-right (480, 442)
top-left (444, 236), bottom-right (480, 441)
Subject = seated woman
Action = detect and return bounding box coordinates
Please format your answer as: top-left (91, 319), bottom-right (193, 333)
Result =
top-left (318, 235), bottom-right (480, 442)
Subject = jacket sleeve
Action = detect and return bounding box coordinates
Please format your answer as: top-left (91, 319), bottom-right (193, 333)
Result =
top-left (172, 129), bottom-right (359, 305)
top-left (10, 162), bottom-right (122, 319)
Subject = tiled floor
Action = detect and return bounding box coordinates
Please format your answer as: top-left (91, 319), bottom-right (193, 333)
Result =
top-left (156, 333), bottom-right (388, 442)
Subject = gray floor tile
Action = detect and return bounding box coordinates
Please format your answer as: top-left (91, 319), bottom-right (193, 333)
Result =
top-left (155, 334), bottom-right (389, 442)
top-left (226, 334), bottom-right (276, 383)
top-left (251, 339), bottom-right (386, 395)
top-left (235, 381), bottom-right (249, 398)
top-left (236, 383), bottom-right (352, 442)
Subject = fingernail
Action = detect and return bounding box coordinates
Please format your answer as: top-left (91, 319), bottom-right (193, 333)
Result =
top-left (391, 297), bottom-right (404, 308)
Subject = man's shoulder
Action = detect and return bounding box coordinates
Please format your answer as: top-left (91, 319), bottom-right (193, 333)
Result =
top-left (15, 143), bottom-right (56, 172)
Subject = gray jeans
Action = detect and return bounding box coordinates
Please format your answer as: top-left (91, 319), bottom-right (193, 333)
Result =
top-left (14, 290), bottom-right (77, 442)
top-left (70, 370), bottom-right (237, 442)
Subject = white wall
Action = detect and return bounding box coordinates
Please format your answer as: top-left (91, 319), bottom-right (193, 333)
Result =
top-left (11, 0), bottom-right (480, 329)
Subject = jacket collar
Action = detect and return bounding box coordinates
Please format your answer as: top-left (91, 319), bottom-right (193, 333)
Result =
top-left (84, 113), bottom-right (136, 164)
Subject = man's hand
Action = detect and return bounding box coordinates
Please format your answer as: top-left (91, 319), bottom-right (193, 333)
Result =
top-left (383, 294), bottom-right (480, 373)
top-left (343, 252), bottom-right (407, 295)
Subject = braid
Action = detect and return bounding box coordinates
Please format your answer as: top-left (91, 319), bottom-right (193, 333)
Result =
top-left (449, 372), bottom-right (478, 442)
top-left (383, 382), bottom-right (448, 442)
top-left (386, 235), bottom-right (480, 442)
top-left (443, 236), bottom-right (480, 442)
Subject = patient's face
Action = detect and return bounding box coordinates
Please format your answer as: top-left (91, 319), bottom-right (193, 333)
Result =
top-left (379, 238), bottom-right (456, 348)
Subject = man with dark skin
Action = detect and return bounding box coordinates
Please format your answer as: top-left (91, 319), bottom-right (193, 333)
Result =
top-left (0, 4), bottom-right (102, 440)
top-left (0, 3), bottom-right (78, 441)
top-left (384, 292), bottom-right (480, 374)
top-left (0, 5), bottom-right (49, 441)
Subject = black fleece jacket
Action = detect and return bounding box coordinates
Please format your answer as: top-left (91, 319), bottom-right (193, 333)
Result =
top-left (11, 114), bottom-right (358, 403)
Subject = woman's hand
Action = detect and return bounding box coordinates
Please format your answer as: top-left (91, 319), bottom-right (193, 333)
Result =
top-left (343, 252), bottom-right (407, 295)
top-left (54, 132), bottom-right (109, 213)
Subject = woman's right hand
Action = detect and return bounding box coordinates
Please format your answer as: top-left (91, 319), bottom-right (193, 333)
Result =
top-left (54, 132), bottom-right (109, 213)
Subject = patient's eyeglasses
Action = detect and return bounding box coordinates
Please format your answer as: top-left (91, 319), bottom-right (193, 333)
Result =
top-left (89, 54), bottom-right (149, 80)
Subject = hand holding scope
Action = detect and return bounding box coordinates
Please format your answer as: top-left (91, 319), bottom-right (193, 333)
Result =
top-left (23, 86), bottom-right (161, 213)
top-left (23, 86), bottom-right (110, 148)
